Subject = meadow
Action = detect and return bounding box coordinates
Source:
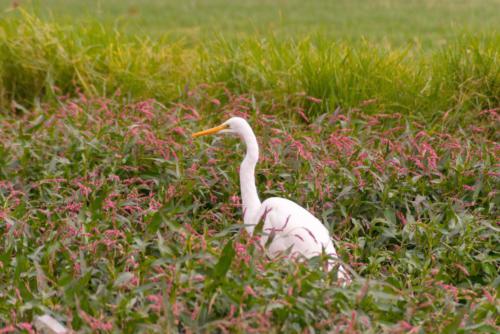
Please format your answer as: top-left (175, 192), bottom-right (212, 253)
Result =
top-left (0, 1), bottom-right (499, 333)
top-left (2, 0), bottom-right (500, 46)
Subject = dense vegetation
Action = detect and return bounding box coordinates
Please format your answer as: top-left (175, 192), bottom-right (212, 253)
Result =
top-left (0, 3), bottom-right (499, 333)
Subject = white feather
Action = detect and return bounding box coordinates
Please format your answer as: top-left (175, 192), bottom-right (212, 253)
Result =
top-left (193, 117), bottom-right (351, 284)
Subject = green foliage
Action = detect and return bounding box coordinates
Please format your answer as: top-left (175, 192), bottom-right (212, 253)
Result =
top-left (0, 10), bottom-right (194, 108)
top-left (1, 0), bottom-right (499, 46)
top-left (0, 85), bottom-right (498, 332)
top-left (0, 7), bottom-right (498, 334)
top-left (0, 12), bottom-right (499, 121)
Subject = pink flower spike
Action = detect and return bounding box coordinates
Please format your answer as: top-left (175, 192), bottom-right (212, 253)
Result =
top-left (483, 289), bottom-right (495, 304)
top-left (17, 323), bottom-right (34, 334)
top-left (0, 325), bottom-right (16, 334)
top-left (306, 96), bottom-right (322, 104)
top-left (396, 211), bottom-right (407, 226)
top-left (244, 285), bottom-right (257, 298)
top-left (400, 321), bottom-right (414, 330)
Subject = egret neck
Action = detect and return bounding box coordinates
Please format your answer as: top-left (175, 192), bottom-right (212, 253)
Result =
top-left (238, 123), bottom-right (261, 233)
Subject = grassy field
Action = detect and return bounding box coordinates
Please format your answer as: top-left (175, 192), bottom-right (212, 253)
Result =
top-left (0, 2), bottom-right (499, 333)
top-left (2, 0), bottom-right (500, 45)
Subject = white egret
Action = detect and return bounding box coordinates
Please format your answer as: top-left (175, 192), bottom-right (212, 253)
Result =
top-left (192, 117), bottom-right (350, 283)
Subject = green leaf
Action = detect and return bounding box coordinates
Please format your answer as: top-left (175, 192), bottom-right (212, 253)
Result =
top-left (210, 240), bottom-right (235, 281)
top-left (147, 211), bottom-right (163, 234)
top-left (384, 208), bottom-right (397, 225)
top-left (442, 310), bottom-right (465, 334)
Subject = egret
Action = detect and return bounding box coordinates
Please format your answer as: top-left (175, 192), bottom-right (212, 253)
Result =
top-left (192, 117), bottom-right (350, 283)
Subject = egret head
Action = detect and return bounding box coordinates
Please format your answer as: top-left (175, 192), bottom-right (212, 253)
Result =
top-left (192, 117), bottom-right (250, 138)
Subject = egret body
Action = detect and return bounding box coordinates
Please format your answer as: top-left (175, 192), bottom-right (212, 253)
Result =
top-left (192, 117), bottom-right (350, 283)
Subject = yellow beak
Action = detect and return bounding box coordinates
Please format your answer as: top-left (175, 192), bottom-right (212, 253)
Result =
top-left (192, 124), bottom-right (228, 138)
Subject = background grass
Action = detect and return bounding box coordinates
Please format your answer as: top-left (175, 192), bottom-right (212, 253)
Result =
top-left (2, 0), bottom-right (500, 46)
top-left (0, 2), bottom-right (499, 333)
top-left (1, 12), bottom-right (498, 121)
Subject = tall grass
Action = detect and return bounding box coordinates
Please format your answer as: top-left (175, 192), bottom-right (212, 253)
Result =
top-left (1, 12), bottom-right (499, 121)
top-left (0, 11), bottom-right (194, 107)
top-left (3, 0), bottom-right (500, 45)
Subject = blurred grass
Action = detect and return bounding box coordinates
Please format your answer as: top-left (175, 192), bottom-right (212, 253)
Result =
top-left (0, 11), bottom-right (498, 122)
top-left (1, 0), bottom-right (500, 47)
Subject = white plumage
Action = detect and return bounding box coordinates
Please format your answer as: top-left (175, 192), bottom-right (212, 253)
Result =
top-left (193, 117), bottom-right (350, 283)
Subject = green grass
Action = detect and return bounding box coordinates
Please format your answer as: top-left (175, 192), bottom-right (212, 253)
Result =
top-left (1, 11), bottom-right (499, 120)
top-left (2, 0), bottom-right (500, 46)
top-left (0, 5), bottom-right (499, 334)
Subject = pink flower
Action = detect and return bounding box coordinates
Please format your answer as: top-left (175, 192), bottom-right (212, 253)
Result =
top-left (103, 193), bottom-right (119, 210)
top-left (396, 211), bottom-right (407, 226)
top-left (76, 182), bottom-right (92, 197)
top-left (234, 242), bottom-right (250, 264)
top-left (420, 142), bottom-right (438, 171)
top-left (360, 98), bottom-right (377, 106)
top-left (328, 133), bottom-right (356, 156)
top-left (64, 202), bottom-right (83, 213)
top-left (135, 99), bottom-right (155, 120)
top-left (234, 242), bottom-right (246, 254)
top-left (79, 311), bottom-right (113, 331)
top-left (73, 262), bottom-right (81, 275)
top-left (290, 139), bottom-right (313, 160)
top-left (172, 127), bottom-right (186, 136)
top-left (104, 229), bottom-right (125, 239)
top-left (104, 198), bottom-right (116, 210)
top-left (129, 274), bottom-right (139, 286)
top-left (436, 281), bottom-right (459, 300)
top-left (227, 304), bottom-right (237, 319)
top-left (400, 321), bottom-right (414, 330)
top-left (244, 285), bottom-right (257, 298)
top-left (0, 326), bottom-right (15, 334)
top-left (410, 157), bottom-right (425, 170)
top-left (454, 263), bottom-right (470, 276)
top-left (126, 256), bottom-right (139, 269)
top-left (483, 289), bottom-right (495, 303)
top-left (306, 96), bottom-right (322, 104)
top-left (17, 323), bottom-right (34, 334)
top-left (230, 195), bottom-right (241, 206)
top-left (149, 198), bottom-right (161, 211)
top-left (358, 152), bottom-right (369, 161)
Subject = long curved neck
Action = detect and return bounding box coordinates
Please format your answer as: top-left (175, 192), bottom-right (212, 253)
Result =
top-left (239, 126), bottom-right (261, 232)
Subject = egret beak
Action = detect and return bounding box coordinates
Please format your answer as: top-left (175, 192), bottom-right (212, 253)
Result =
top-left (192, 124), bottom-right (228, 138)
